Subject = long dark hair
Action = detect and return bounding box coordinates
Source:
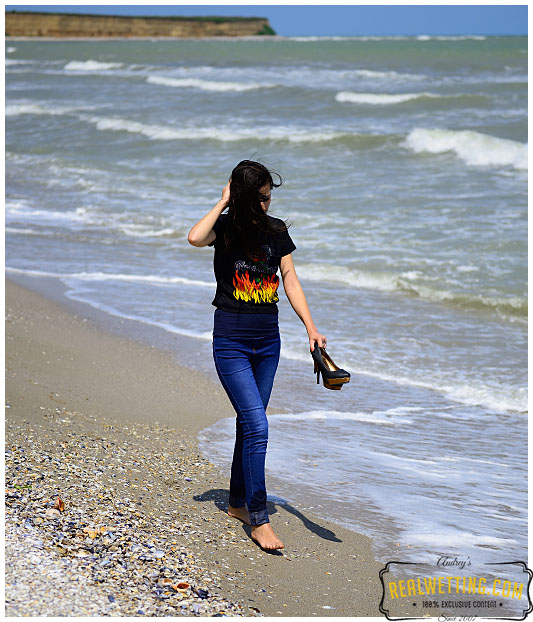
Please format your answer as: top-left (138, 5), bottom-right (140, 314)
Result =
top-left (223, 160), bottom-right (289, 260)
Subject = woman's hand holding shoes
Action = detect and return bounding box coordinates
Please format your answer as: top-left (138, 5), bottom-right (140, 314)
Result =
top-left (308, 328), bottom-right (327, 352)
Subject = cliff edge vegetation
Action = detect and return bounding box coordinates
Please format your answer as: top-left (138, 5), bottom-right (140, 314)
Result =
top-left (5, 10), bottom-right (276, 38)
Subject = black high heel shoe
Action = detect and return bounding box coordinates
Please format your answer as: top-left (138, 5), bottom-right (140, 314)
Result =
top-left (311, 343), bottom-right (351, 390)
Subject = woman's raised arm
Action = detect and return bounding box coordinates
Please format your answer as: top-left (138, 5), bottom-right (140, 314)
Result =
top-left (187, 182), bottom-right (230, 247)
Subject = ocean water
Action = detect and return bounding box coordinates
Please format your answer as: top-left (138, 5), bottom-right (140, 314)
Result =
top-left (6, 36), bottom-right (527, 566)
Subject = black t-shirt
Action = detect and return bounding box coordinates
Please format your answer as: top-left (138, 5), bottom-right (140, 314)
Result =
top-left (208, 214), bottom-right (296, 313)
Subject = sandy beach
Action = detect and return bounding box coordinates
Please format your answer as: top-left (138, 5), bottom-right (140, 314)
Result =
top-left (5, 278), bottom-right (384, 616)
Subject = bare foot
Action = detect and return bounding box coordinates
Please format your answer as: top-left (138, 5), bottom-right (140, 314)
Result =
top-left (227, 505), bottom-right (251, 526)
top-left (250, 522), bottom-right (284, 550)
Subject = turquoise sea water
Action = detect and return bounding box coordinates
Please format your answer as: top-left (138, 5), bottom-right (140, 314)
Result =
top-left (6, 36), bottom-right (527, 565)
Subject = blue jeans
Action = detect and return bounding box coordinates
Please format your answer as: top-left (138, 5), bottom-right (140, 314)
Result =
top-left (212, 309), bottom-right (281, 526)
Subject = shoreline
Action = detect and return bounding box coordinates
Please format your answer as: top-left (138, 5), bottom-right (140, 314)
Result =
top-left (5, 277), bottom-right (384, 616)
top-left (5, 34), bottom-right (512, 41)
top-left (3, 270), bottom-right (290, 417)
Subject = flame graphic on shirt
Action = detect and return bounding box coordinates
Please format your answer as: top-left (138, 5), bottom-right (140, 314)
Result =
top-left (233, 270), bottom-right (279, 304)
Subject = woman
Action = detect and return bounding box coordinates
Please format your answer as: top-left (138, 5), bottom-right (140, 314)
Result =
top-left (188, 160), bottom-right (326, 551)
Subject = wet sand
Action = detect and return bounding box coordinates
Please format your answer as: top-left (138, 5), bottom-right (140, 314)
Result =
top-left (5, 278), bottom-right (384, 616)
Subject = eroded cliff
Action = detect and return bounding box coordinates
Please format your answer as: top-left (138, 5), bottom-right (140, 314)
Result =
top-left (5, 11), bottom-right (276, 38)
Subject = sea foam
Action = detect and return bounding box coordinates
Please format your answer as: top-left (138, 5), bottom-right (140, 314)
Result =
top-left (269, 408), bottom-right (415, 426)
top-left (147, 75), bottom-right (272, 92)
top-left (6, 201), bottom-right (93, 224)
top-left (82, 114), bottom-right (352, 143)
top-left (5, 58), bottom-right (35, 65)
top-left (336, 91), bottom-right (438, 105)
top-left (64, 60), bottom-right (123, 71)
top-left (6, 102), bottom-right (97, 117)
top-left (416, 35), bottom-right (487, 41)
top-left (5, 266), bottom-right (213, 288)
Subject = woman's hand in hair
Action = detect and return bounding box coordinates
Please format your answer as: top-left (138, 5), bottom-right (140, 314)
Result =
top-left (187, 180), bottom-right (230, 247)
top-left (221, 180), bottom-right (231, 206)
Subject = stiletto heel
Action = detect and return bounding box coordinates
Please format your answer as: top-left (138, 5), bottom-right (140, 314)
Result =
top-left (311, 342), bottom-right (350, 391)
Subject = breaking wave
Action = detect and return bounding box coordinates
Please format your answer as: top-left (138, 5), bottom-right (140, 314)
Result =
top-left (296, 262), bottom-right (527, 321)
top-left (403, 128), bottom-right (527, 171)
top-left (64, 60), bottom-right (123, 71)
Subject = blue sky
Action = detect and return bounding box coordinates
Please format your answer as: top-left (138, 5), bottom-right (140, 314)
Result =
top-left (5, 5), bottom-right (528, 36)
